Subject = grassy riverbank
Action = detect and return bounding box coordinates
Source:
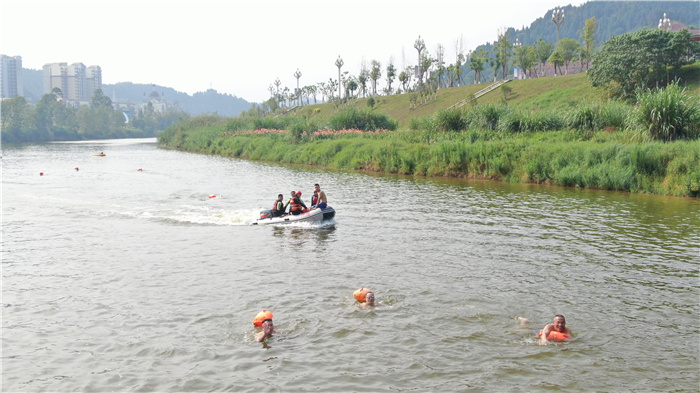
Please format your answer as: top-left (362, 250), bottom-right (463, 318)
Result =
top-left (158, 72), bottom-right (700, 197)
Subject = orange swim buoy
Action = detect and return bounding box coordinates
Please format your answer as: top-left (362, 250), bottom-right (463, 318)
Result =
top-left (137, 168), bottom-right (143, 171)
top-left (253, 310), bottom-right (273, 326)
top-left (353, 288), bottom-right (372, 302)
top-left (537, 330), bottom-right (570, 341)
top-left (208, 194), bottom-right (217, 199)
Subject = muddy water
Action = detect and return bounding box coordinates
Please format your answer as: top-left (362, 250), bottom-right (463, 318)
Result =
top-left (2, 138), bottom-right (698, 392)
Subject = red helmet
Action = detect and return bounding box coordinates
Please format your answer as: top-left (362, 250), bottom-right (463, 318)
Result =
top-left (296, 191), bottom-right (302, 196)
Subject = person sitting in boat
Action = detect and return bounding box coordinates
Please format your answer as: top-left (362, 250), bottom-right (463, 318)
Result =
top-left (311, 183), bottom-right (327, 209)
top-left (272, 194), bottom-right (285, 217)
top-left (285, 191), bottom-right (307, 215)
top-left (311, 191), bottom-right (319, 207)
top-left (539, 314), bottom-right (573, 344)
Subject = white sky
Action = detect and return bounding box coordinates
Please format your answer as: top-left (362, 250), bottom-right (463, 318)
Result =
top-left (1, 0), bottom-right (587, 103)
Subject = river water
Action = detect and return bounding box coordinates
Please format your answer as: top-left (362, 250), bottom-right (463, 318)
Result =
top-left (2, 138), bottom-right (698, 392)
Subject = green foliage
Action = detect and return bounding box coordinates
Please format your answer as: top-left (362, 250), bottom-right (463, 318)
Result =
top-left (432, 107), bottom-right (467, 132)
top-left (367, 97), bottom-right (376, 108)
top-left (632, 82), bottom-right (700, 141)
top-left (466, 103), bottom-right (512, 130)
top-left (589, 29), bottom-right (700, 97)
top-left (159, 122), bottom-right (700, 196)
top-left (327, 107), bottom-right (398, 131)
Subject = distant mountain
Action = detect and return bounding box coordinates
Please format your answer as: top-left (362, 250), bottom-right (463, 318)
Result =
top-left (21, 69), bottom-right (253, 116)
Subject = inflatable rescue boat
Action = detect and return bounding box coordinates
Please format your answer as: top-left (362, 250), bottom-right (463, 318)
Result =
top-left (253, 206), bottom-right (335, 225)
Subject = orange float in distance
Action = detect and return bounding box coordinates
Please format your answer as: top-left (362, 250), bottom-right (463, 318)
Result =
top-left (253, 310), bottom-right (273, 326)
top-left (353, 288), bottom-right (372, 302)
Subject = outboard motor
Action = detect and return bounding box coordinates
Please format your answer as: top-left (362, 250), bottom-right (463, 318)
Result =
top-left (259, 209), bottom-right (273, 219)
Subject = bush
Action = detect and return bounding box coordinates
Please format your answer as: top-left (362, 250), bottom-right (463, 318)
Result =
top-left (633, 82), bottom-right (700, 141)
top-left (433, 107), bottom-right (466, 132)
top-left (327, 107), bottom-right (398, 131)
top-left (466, 103), bottom-right (511, 130)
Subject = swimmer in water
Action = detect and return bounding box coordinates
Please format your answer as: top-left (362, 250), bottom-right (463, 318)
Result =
top-left (539, 314), bottom-right (573, 345)
top-left (255, 319), bottom-right (278, 342)
top-left (361, 291), bottom-right (376, 309)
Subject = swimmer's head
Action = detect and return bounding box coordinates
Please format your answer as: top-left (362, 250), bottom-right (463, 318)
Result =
top-left (553, 315), bottom-right (566, 331)
top-left (365, 292), bottom-right (375, 305)
top-left (262, 319), bottom-right (274, 335)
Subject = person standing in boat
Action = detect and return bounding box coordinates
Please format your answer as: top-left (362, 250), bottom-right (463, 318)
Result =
top-left (285, 191), bottom-right (307, 215)
top-left (311, 183), bottom-right (327, 209)
top-left (272, 194), bottom-right (285, 217)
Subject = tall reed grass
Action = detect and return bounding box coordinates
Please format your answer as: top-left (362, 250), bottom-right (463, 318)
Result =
top-left (632, 82), bottom-right (700, 141)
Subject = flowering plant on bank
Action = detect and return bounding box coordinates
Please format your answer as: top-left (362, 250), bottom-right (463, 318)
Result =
top-left (220, 128), bottom-right (286, 137)
top-left (220, 128), bottom-right (392, 138)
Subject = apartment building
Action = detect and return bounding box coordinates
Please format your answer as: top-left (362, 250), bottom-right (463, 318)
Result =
top-left (1, 54), bottom-right (23, 98)
top-left (43, 62), bottom-right (102, 103)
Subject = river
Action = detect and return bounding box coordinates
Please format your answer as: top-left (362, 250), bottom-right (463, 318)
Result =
top-left (2, 138), bottom-right (698, 392)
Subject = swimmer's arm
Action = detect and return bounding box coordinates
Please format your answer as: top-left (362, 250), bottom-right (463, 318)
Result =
top-left (540, 324), bottom-right (553, 345)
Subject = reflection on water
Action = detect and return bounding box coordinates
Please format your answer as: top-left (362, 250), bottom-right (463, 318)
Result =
top-left (2, 139), bottom-right (698, 392)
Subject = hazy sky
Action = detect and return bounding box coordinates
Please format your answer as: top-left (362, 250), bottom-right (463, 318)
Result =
top-left (2, 0), bottom-right (587, 103)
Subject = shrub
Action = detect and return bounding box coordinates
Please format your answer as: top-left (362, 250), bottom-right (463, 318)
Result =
top-left (566, 103), bottom-right (602, 131)
top-left (633, 82), bottom-right (700, 141)
top-left (433, 107), bottom-right (466, 132)
top-left (327, 107), bottom-right (398, 131)
top-left (466, 103), bottom-right (511, 130)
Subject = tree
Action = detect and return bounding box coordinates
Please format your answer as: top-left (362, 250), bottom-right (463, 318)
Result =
top-left (557, 38), bottom-right (580, 74)
top-left (414, 36), bottom-right (426, 85)
top-left (548, 48), bottom-right (565, 76)
top-left (454, 34), bottom-right (466, 86)
top-left (419, 54), bottom-right (433, 88)
top-left (358, 67), bottom-right (369, 97)
top-left (469, 49), bottom-right (487, 84)
top-left (581, 16), bottom-right (597, 70)
top-left (90, 88), bottom-right (112, 109)
top-left (398, 67), bottom-right (412, 93)
top-left (588, 29), bottom-right (700, 96)
top-left (1, 96), bottom-right (29, 142)
top-left (494, 28), bottom-right (511, 80)
top-left (533, 39), bottom-right (553, 77)
top-left (346, 77), bottom-right (358, 98)
top-left (370, 60), bottom-right (382, 96)
top-left (514, 44), bottom-right (535, 78)
top-left (435, 43), bottom-right (445, 88)
top-left (385, 58), bottom-right (396, 94)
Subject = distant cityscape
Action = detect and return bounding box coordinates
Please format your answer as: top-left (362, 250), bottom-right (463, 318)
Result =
top-left (1, 55), bottom-right (170, 118)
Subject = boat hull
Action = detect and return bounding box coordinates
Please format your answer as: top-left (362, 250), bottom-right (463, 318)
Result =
top-left (254, 206), bottom-right (335, 225)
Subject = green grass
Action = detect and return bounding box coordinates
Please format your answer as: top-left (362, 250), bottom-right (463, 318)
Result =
top-left (158, 65), bottom-right (700, 197)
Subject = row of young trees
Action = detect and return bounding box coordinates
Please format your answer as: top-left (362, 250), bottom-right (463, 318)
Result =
top-left (251, 17), bottom-right (603, 116)
top-left (1, 88), bottom-right (190, 143)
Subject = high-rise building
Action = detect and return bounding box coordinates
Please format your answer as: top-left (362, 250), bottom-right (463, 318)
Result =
top-left (86, 66), bottom-right (102, 97)
top-left (43, 62), bottom-right (68, 96)
top-left (66, 63), bottom-right (86, 101)
top-left (1, 54), bottom-right (23, 98)
top-left (43, 62), bottom-right (102, 102)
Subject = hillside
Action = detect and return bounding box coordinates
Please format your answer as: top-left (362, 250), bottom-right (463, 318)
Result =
top-left (279, 63), bottom-right (699, 129)
top-left (461, 1), bottom-right (699, 82)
